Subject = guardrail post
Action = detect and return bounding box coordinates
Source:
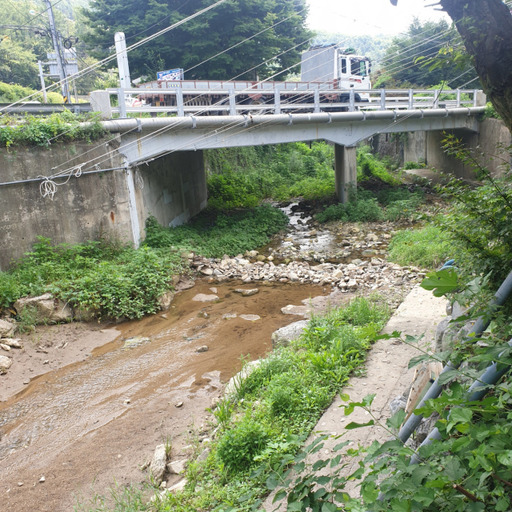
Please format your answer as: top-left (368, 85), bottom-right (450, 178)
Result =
top-left (229, 89), bottom-right (237, 115)
top-left (176, 88), bottom-right (185, 117)
top-left (408, 89), bottom-right (414, 109)
top-left (314, 89), bottom-right (320, 113)
top-left (118, 88), bottom-right (127, 118)
top-left (349, 89), bottom-right (355, 112)
top-left (433, 89), bottom-right (440, 108)
top-left (456, 89), bottom-right (461, 107)
top-left (274, 87), bottom-right (281, 115)
top-left (380, 89), bottom-right (386, 110)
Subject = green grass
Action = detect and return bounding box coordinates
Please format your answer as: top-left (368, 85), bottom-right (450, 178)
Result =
top-left (143, 205), bottom-right (288, 258)
top-left (387, 223), bottom-right (454, 269)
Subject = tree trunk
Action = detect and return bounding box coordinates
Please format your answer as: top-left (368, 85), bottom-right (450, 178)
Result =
top-left (439, 0), bottom-right (512, 132)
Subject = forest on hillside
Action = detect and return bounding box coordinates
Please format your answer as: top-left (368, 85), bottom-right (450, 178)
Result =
top-left (0, 0), bottom-right (477, 99)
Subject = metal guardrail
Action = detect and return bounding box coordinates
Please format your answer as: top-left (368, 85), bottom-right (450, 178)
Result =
top-left (0, 103), bottom-right (93, 115)
top-left (97, 87), bottom-right (483, 119)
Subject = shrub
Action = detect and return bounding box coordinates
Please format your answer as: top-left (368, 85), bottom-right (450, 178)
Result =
top-left (0, 111), bottom-right (106, 148)
top-left (216, 419), bottom-right (270, 473)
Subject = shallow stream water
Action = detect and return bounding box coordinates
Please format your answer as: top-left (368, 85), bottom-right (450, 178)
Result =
top-left (0, 280), bottom-right (331, 512)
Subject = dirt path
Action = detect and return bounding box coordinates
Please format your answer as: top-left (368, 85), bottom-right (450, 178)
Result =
top-left (0, 281), bottom-right (337, 512)
top-left (263, 284), bottom-right (446, 510)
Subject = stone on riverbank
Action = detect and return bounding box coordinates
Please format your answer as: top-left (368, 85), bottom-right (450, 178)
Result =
top-left (271, 320), bottom-right (309, 348)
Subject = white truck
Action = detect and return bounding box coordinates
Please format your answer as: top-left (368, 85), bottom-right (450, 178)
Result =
top-left (133, 44), bottom-right (372, 114)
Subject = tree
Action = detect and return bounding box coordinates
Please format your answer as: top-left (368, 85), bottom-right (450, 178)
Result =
top-left (375, 18), bottom-right (477, 89)
top-left (80, 0), bottom-right (312, 81)
top-left (392, 0), bottom-right (512, 132)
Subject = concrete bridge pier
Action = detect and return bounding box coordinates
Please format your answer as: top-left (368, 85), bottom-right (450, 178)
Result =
top-left (334, 144), bottom-right (357, 203)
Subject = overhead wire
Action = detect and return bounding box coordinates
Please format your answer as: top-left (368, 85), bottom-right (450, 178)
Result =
top-left (6, 1), bottom-right (488, 193)
top-left (0, 0), bottom-right (231, 112)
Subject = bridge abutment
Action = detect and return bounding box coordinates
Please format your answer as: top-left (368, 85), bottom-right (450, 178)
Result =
top-left (133, 150), bottom-right (207, 235)
top-left (334, 144), bottom-right (357, 203)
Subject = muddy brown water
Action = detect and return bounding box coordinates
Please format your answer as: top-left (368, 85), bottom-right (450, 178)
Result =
top-left (0, 280), bottom-right (331, 512)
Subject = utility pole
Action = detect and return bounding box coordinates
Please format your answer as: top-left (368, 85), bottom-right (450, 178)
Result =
top-left (44, 0), bottom-right (70, 102)
top-left (115, 32), bottom-right (131, 89)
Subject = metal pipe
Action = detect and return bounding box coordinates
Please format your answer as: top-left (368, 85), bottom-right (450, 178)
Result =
top-left (98, 107), bottom-right (486, 134)
top-left (409, 338), bottom-right (512, 464)
top-left (398, 269), bottom-right (512, 444)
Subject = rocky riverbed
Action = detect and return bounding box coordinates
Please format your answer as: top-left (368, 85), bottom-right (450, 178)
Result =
top-left (0, 213), bottom-right (428, 511)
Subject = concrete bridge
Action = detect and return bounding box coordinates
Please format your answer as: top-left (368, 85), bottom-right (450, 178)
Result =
top-left (2, 87), bottom-right (510, 270)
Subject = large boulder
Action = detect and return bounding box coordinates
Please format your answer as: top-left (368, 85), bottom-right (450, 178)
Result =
top-left (14, 294), bottom-right (73, 324)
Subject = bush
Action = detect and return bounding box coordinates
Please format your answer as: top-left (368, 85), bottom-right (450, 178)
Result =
top-left (0, 237), bottom-right (186, 320)
top-left (357, 145), bottom-right (401, 185)
top-left (0, 111), bottom-right (106, 148)
top-left (216, 419), bottom-right (270, 473)
top-left (315, 198), bottom-right (384, 223)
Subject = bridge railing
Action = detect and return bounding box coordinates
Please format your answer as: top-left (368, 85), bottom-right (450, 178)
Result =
top-left (91, 87), bottom-right (484, 119)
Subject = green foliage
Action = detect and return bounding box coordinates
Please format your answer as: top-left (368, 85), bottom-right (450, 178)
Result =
top-left (0, 81), bottom-right (63, 104)
top-left (81, 0), bottom-right (312, 81)
top-left (315, 198), bottom-right (384, 223)
top-left (376, 19), bottom-right (477, 88)
top-left (205, 142), bottom-right (336, 204)
top-left (217, 419), bottom-right (270, 474)
top-left (0, 111), bottom-right (106, 148)
top-left (436, 135), bottom-right (512, 289)
top-left (388, 224), bottom-right (453, 269)
top-left (0, 237), bottom-right (186, 321)
top-left (357, 145), bottom-right (400, 185)
top-left (483, 102), bottom-right (501, 120)
top-left (315, 185), bottom-right (424, 224)
top-left (143, 206), bottom-right (288, 258)
top-left (207, 171), bottom-right (260, 209)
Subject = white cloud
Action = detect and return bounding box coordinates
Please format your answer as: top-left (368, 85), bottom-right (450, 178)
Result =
top-left (306, 0), bottom-right (450, 35)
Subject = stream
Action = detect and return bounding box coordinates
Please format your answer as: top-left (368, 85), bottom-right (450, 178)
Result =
top-left (0, 205), bottom-right (408, 511)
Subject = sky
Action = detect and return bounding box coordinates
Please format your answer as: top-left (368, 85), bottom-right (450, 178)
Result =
top-left (306, 0), bottom-right (450, 35)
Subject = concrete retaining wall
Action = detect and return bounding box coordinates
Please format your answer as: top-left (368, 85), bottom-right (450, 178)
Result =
top-left (0, 139), bottom-right (207, 270)
top-left (375, 118), bottom-right (511, 179)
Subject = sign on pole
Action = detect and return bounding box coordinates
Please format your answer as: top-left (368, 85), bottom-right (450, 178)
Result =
top-left (157, 68), bottom-right (184, 81)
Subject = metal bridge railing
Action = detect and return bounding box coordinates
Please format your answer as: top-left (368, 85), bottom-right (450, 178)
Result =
top-left (94, 87), bottom-right (484, 119)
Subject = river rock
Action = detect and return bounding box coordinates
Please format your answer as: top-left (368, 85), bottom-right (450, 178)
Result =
top-left (0, 355), bottom-right (12, 373)
top-left (0, 319), bottom-right (15, 338)
top-left (192, 294), bottom-right (218, 302)
top-left (167, 459), bottom-right (187, 475)
top-left (234, 288), bottom-right (259, 297)
top-left (239, 314), bottom-right (260, 322)
top-left (150, 444), bottom-right (168, 485)
top-left (158, 291), bottom-right (175, 311)
top-left (2, 338), bottom-right (20, 348)
top-left (14, 294), bottom-right (73, 324)
top-left (271, 320), bottom-right (308, 348)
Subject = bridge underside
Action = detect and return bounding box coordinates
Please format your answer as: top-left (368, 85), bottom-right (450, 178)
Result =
top-left (111, 109), bottom-right (481, 205)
